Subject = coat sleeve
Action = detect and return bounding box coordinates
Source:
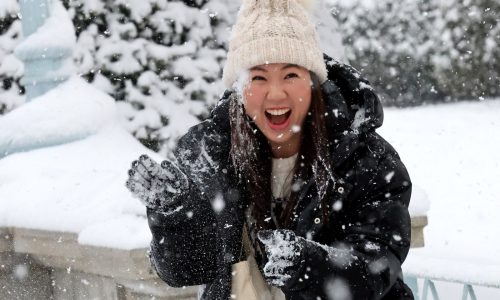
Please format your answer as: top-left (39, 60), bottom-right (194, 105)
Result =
top-left (147, 122), bottom-right (221, 287)
top-left (283, 146), bottom-right (412, 300)
top-left (147, 204), bottom-right (218, 287)
top-left (147, 97), bottom-right (232, 287)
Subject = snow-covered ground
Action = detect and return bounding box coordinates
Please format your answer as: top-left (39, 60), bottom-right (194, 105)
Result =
top-left (0, 77), bottom-right (159, 250)
top-left (380, 99), bottom-right (500, 297)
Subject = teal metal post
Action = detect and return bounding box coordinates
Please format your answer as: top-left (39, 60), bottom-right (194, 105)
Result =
top-left (405, 276), bottom-right (420, 299)
top-left (422, 279), bottom-right (440, 300)
top-left (15, 0), bottom-right (73, 101)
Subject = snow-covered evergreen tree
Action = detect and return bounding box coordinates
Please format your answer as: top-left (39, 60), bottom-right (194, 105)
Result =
top-left (0, 0), bottom-right (238, 154)
top-left (62, 0), bottom-right (231, 155)
top-left (332, 0), bottom-right (499, 105)
top-left (436, 0), bottom-right (500, 100)
top-left (0, 0), bottom-right (24, 115)
top-left (332, 0), bottom-right (443, 106)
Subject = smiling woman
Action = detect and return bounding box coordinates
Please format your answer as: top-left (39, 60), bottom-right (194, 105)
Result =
top-left (126, 0), bottom-right (414, 299)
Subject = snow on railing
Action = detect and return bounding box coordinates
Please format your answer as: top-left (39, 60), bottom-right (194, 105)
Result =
top-left (404, 253), bottom-right (500, 299)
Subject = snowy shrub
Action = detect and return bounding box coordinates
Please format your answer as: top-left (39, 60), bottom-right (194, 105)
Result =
top-left (332, 0), bottom-right (446, 106)
top-left (0, 0), bottom-right (238, 156)
top-left (435, 0), bottom-right (500, 100)
top-left (0, 0), bottom-right (24, 115)
top-left (62, 0), bottom-right (235, 155)
top-left (332, 0), bottom-right (500, 106)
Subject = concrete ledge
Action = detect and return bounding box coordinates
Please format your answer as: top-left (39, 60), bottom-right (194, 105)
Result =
top-left (2, 227), bottom-right (198, 299)
top-left (13, 227), bottom-right (154, 280)
top-left (411, 216), bottom-right (428, 248)
top-left (0, 216), bottom-right (427, 299)
top-left (0, 227), bottom-right (13, 252)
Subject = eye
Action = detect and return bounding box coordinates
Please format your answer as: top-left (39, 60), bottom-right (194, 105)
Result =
top-left (285, 72), bottom-right (299, 79)
top-left (251, 75), bottom-right (266, 81)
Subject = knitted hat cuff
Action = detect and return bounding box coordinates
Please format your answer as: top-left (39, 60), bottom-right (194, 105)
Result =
top-left (223, 36), bottom-right (327, 88)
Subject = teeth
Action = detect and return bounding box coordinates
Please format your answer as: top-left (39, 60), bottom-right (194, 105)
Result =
top-left (266, 108), bottom-right (290, 116)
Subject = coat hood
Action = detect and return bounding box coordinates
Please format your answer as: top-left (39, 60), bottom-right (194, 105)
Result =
top-left (322, 54), bottom-right (384, 136)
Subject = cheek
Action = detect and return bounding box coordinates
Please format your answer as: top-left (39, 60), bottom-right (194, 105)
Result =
top-left (243, 89), bottom-right (262, 118)
top-left (296, 99), bottom-right (311, 123)
top-left (243, 99), bottom-right (259, 121)
top-left (303, 94), bottom-right (312, 111)
top-left (294, 88), bottom-right (312, 120)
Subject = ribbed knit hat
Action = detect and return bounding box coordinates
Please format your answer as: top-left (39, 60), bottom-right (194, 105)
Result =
top-left (222, 0), bottom-right (328, 88)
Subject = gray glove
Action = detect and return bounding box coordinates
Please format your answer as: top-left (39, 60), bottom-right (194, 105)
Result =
top-left (125, 154), bottom-right (189, 210)
top-left (257, 229), bottom-right (306, 288)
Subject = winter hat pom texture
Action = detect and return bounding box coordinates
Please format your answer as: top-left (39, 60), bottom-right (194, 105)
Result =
top-left (222, 0), bottom-right (327, 88)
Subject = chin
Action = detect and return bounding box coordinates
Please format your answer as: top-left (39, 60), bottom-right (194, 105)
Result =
top-left (264, 131), bottom-right (293, 144)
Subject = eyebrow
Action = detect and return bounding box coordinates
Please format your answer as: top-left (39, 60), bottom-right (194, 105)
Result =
top-left (250, 64), bottom-right (300, 72)
top-left (282, 64), bottom-right (300, 70)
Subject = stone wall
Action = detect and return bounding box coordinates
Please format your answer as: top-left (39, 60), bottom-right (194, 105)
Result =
top-left (0, 217), bottom-right (427, 299)
top-left (0, 227), bottom-right (197, 299)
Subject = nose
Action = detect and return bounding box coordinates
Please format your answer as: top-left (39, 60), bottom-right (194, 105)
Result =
top-left (267, 83), bottom-right (287, 101)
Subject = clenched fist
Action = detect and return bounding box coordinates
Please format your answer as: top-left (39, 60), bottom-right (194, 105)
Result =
top-left (257, 229), bottom-right (306, 288)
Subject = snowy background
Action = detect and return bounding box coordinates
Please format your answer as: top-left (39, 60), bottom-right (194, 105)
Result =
top-left (1, 0), bottom-right (500, 299)
top-left (381, 100), bottom-right (500, 298)
top-left (2, 0), bottom-right (498, 153)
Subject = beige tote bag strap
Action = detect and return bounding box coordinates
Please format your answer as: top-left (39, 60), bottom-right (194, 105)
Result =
top-left (244, 225), bottom-right (286, 300)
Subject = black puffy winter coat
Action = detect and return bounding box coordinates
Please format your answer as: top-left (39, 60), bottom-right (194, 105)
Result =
top-left (147, 55), bottom-right (414, 300)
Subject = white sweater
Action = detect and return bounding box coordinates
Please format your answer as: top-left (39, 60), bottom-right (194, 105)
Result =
top-left (271, 153), bottom-right (298, 198)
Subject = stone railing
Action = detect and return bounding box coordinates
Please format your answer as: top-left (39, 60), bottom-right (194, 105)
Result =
top-left (0, 216), bottom-right (427, 299)
top-left (0, 227), bottom-right (197, 299)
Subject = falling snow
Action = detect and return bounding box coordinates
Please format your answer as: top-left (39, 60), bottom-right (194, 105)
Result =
top-left (333, 200), bottom-right (343, 211)
top-left (325, 278), bottom-right (352, 300)
top-left (384, 171), bottom-right (395, 183)
top-left (13, 265), bottom-right (28, 280)
top-left (211, 193), bottom-right (226, 213)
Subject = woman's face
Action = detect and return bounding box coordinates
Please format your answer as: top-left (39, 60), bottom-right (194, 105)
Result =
top-left (243, 63), bottom-right (312, 158)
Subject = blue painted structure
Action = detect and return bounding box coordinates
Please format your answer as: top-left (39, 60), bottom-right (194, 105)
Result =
top-left (15, 0), bottom-right (72, 101)
top-left (0, 0), bottom-right (77, 158)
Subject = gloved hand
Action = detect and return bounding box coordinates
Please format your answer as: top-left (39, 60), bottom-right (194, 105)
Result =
top-left (125, 154), bottom-right (189, 211)
top-left (257, 229), bottom-right (305, 288)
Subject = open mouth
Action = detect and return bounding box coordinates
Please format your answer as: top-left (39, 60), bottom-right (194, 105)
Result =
top-left (265, 108), bottom-right (292, 126)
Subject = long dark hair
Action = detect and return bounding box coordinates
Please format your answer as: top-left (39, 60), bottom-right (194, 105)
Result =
top-left (229, 72), bottom-right (333, 231)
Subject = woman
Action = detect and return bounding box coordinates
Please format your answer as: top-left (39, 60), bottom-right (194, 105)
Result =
top-left (126, 0), bottom-right (413, 299)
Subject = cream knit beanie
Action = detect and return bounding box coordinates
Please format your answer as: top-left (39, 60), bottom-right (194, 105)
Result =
top-left (222, 0), bottom-right (328, 88)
